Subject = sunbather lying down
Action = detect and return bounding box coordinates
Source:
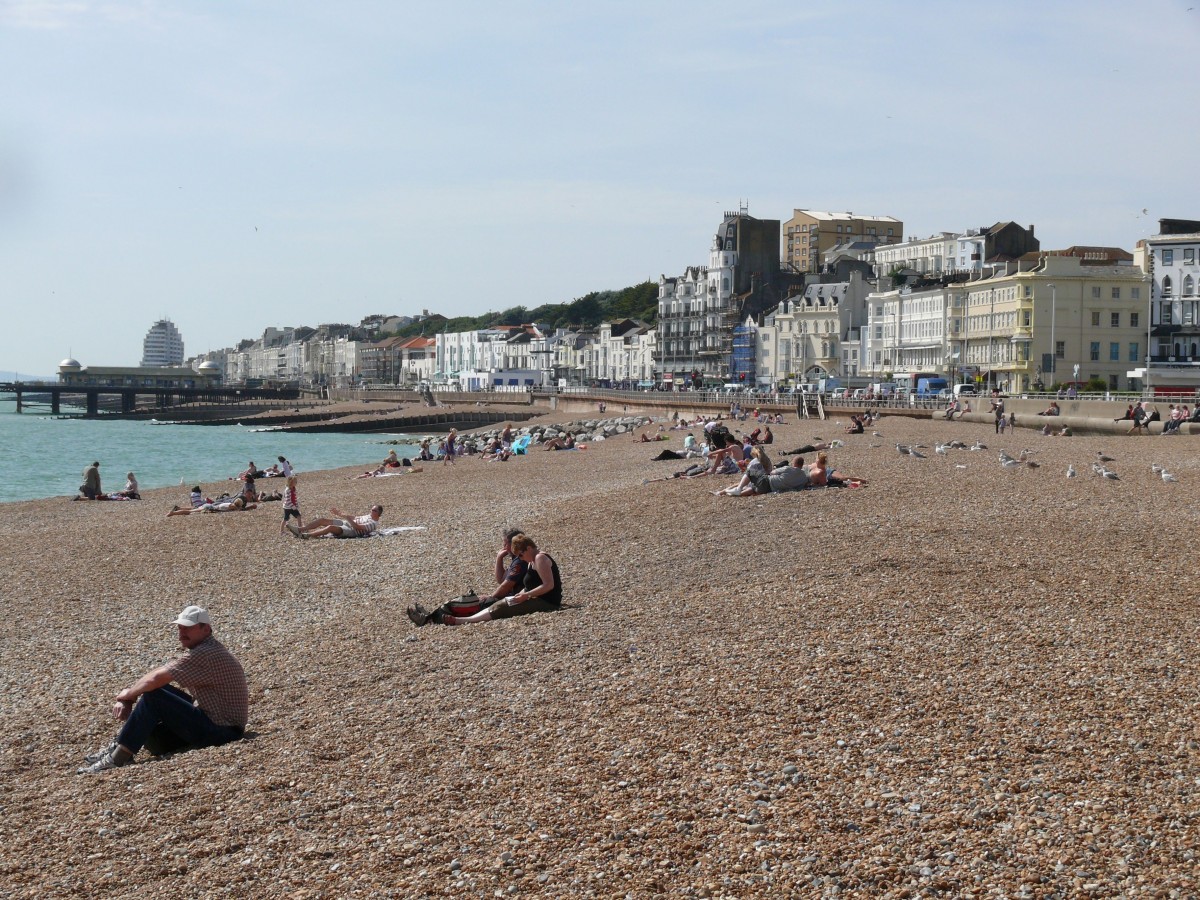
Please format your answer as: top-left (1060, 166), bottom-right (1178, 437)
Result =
top-left (714, 453), bottom-right (868, 496)
top-left (167, 498), bottom-right (257, 516)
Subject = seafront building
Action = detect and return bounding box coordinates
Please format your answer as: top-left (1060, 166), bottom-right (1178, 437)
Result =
top-left (139, 209), bottom-right (1200, 396)
top-left (1137, 218), bottom-right (1200, 393)
top-left (140, 319), bottom-right (185, 367)
top-left (873, 222), bottom-right (1040, 279)
top-left (783, 209), bottom-right (903, 274)
top-left (756, 272), bottom-right (873, 385)
top-left (655, 207), bottom-right (789, 387)
top-left (866, 252), bottom-right (1149, 392)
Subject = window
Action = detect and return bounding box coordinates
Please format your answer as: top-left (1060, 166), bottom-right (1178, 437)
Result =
top-left (1131, 312), bottom-right (1139, 328)
top-left (887, 228), bottom-right (894, 236)
top-left (1163, 249), bottom-right (1174, 265)
top-left (1112, 287), bottom-right (1121, 300)
top-left (1132, 287), bottom-right (1141, 300)
top-left (1023, 310), bottom-right (1031, 327)
top-left (1163, 304), bottom-right (1173, 324)
top-left (1090, 342), bottom-right (1100, 361)
top-left (1185, 248), bottom-right (1196, 264)
top-left (1129, 342), bottom-right (1139, 362)
top-left (1185, 275), bottom-right (1195, 297)
top-left (1111, 312), bottom-right (1120, 327)
top-left (1024, 286), bottom-right (1032, 298)
top-left (1092, 286), bottom-right (1101, 299)
top-left (1163, 276), bottom-right (1173, 297)
top-left (1091, 311), bottom-right (1101, 326)
top-left (1055, 341), bottom-right (1065, 359)
top-left (1110, 342), bottom-right (1120, 361)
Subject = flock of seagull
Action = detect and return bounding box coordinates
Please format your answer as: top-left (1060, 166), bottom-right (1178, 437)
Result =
top-left (873, 430), bottom-right (1180, 481)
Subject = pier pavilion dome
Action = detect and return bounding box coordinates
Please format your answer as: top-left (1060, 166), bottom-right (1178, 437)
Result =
top-left (197, 360), bottom-right (221, 377)
top-left (58, 358), bottom-right (82, 372)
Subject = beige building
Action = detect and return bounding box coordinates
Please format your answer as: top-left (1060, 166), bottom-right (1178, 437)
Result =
top-left (783, 209), bottom-right (903, 274)
top-left (765, 272), bottom-right (872, 385)
top-left (958, 255), bottom-right (1149, 392)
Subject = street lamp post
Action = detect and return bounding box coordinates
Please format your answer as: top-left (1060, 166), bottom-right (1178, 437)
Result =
top-left (1048, 283), bottom-right (1056, 389)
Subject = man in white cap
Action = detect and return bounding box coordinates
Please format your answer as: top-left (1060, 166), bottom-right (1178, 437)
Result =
top-left (78, 605), bottom-right (248, 774)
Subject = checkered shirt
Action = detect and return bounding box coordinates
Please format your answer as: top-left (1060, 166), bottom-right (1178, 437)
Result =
top-left (166, 636), bottom-right (249, 729)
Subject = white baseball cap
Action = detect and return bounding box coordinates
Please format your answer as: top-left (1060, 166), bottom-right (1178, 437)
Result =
top-left (171, 605), bottom-right (211, 627)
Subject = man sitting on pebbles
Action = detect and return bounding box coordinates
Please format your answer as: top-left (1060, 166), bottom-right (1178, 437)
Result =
top-left (287, 504), bottom-right (382, 539)
top-left (77, 605), bottom-right (248, 774)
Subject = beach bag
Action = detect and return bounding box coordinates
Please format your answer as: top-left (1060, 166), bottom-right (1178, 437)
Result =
top-left (447, 593), bottom-right (483, 616)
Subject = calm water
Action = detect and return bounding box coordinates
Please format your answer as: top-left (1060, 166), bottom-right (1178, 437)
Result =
top-left (0, 402), bottom-right (425, 504)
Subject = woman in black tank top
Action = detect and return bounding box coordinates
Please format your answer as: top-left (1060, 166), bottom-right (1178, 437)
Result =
top-left (419, 533), bottom-right (562, 626)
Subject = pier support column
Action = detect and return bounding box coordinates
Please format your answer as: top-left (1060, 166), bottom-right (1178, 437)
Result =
top-left (15, 389), bottom-right (21, 413)
top-left (51, 393), bottom-right (60, 414)
top-left (87, 393), bottom-right (99, 416)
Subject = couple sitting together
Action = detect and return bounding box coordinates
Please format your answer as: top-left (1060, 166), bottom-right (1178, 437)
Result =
top-left (406, 529), bottom-right (562, 627)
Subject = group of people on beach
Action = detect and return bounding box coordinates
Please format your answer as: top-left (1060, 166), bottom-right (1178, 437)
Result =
top-left (73, 461), bottom-right (141, 501)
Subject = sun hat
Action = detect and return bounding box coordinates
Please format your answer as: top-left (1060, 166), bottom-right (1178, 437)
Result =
top-left (171, 605), bottom-right (211, 627)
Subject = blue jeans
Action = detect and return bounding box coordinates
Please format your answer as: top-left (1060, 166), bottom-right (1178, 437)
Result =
top-left (117, 685), bottom-right (242, 755)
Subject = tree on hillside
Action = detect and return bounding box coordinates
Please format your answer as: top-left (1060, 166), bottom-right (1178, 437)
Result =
top-left (376, 281), bottom-right (658, 339)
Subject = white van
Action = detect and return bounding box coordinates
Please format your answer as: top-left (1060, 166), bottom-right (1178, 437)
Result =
top-left (953, 384), bottom-right (977, 398)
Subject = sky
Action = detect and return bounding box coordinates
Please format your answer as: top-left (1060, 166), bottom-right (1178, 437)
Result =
top-left (2, 0), bottom-right (1198, 378)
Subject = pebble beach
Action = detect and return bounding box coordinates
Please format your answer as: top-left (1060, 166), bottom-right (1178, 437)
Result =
top-left (2, 405), bottom-right (1199, 898)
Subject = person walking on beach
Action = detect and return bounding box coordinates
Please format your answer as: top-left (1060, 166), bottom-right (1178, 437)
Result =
top-left (444, 429), bottom-right (458, 466)
top-left (80, 461), bottom-right (101, 500)
top-left (77, 605), bottom-right (247, 774)
top-left (279, 476), bottom-right (301, 534)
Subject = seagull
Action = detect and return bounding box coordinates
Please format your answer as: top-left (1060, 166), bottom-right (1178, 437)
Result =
top-left (908, 448), bottom-right (927, 459)
top-left (1001, 457), bottom-right (1022, 468)
top-left (970, 441), bottom-right (987, 451)
top-left (872, 431), bottom-right (882, 437)
top-left (1151, 463), bottom-right (1163, 474)
top-left (1101, 469), bottom-right (1120, 480)
top-left (935, 444), bottom-right (949, 456)
top-left (1097, 452), bottom-right (1116, 463)
top-left (998, 449), bottom-right (1014, 463)
top-left (896, 443), bottom-right (911, 455)
top-left (1091, 462), bottom-right (1105, 476)
top-left (1162, 470), bottom-right (1178, 482)
top-left (1067, 464), bottom-right (1076, 478)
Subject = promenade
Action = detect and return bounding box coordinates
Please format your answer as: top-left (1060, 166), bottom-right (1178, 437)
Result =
top-left (1, 406), bottom-right (1197, 897)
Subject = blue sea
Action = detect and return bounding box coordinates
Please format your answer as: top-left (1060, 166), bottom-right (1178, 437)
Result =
top-left (0, 401), bottom-right (425, 504)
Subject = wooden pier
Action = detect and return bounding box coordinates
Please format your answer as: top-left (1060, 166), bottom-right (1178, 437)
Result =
top-left (0, 381), bottom-right (303, 416)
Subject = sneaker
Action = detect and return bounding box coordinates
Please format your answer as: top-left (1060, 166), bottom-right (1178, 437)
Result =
top-left (406, 604), bottom-right (429, 627)
top-left (77, 747), bottom-right (131, 775)
top-left (83, 742), bottom-right (117, 765)
top-left (286, 523), bottom-right (303, 539)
